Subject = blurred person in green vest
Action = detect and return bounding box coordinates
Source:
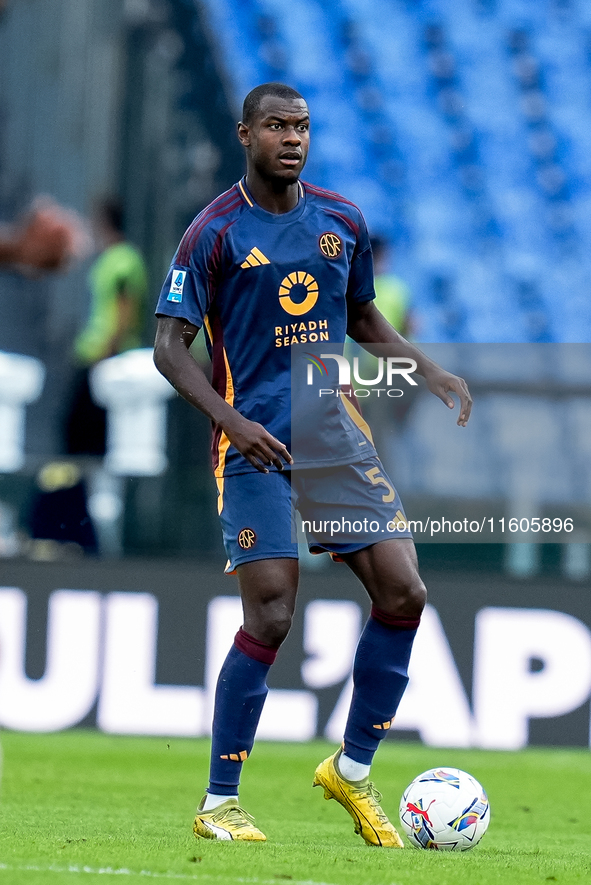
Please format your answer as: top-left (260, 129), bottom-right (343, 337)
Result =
top-left (368, 235), bottom-right (418, 426)
top-left (345, 235), bottom-right (414, 367)
top-left (370, 235), bottom-right (414, 340)
top-left (65, 196), bottom-right (148, 455)
top-left (345, 236), bottom-right (417, 451)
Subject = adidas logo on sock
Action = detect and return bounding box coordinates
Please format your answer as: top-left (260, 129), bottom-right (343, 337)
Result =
top-left (240, 247), bottom-right (270, 268)
top-left (220, 750), bottom-right (248, 762)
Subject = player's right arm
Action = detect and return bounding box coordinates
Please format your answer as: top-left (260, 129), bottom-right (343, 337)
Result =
top-left (154, 315), bottom-right (292, 472)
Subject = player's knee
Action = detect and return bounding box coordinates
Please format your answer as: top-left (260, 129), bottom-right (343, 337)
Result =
top-left (258, 606), bottom-right (293, 647)
top-left (401, 574), bottom-right (427, 618)
top-left (382, 572), bottom-right (426, 619)
top-left (244, 591), bottom-right (294, 648)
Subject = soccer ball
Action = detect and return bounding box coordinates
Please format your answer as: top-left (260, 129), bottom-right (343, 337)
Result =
top-left (399, 767), bottom-right (490, 851)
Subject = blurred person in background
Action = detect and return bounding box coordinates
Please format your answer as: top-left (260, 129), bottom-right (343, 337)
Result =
top-left (368, 236), bottom-right (419, 427)
top-left (64, 196), bottom-right (148, 456)
top-left (346, 236), bottom-right (417, 440)
top-left (345, 236), bottom-right (413, 368)
top-left (27, 197), bottom-right (147, 558)
top-left (0, 197), bottom-right (86, 274)
top-left (370, 235), bottom-right (414, 340)
top-left (0, 197), bottom-right (88, 559)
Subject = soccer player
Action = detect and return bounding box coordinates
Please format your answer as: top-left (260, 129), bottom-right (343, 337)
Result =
top-left (154, 82), bottom-right (472, 846)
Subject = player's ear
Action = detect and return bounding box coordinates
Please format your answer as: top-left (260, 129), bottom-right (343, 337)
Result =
top-left (237, 122), bottom-right (250, 147)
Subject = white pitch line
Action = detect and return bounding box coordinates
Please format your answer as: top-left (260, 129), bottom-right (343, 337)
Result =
top-left (0, 866), bottom-right (195, 881)
top-left (0, 863), bottom-right (341, 885)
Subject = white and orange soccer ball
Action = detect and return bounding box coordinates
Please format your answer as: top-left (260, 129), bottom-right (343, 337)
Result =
top-left (399, 767), bottom-right (490, 851)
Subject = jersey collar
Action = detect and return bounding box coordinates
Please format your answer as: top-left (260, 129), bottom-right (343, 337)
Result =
top-left (237, 177), bottom-right (306, 224)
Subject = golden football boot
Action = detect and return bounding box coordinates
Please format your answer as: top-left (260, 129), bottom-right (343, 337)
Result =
top-left (193, 796), bottom-right (267, 842)
top-left (313, 750), bottom-right (404, 848)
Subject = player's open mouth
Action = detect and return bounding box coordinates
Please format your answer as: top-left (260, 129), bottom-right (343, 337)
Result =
top-left (279, 154), bottom-right (301, 166)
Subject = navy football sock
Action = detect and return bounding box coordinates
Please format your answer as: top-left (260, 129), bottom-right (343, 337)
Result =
top-left (343, 606), bottom-right (420, 768)
top-left (207, 628), bottom-right (277, 795)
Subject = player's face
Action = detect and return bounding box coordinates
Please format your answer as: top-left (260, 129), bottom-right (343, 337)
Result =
top-left (239, 96), bottom-right (310, 183)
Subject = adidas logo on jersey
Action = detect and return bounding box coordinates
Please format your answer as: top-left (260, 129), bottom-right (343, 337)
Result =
top-left (241, 247), bottom-right (270, 268)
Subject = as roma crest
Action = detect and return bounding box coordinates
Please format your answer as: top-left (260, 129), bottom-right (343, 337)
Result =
top-left (238, 528), bottom-right (257, 549)
top-left (319, 232), bottom-right (343, 259)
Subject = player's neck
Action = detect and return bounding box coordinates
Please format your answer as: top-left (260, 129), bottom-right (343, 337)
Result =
top-left (244, 173), bottom-right (300, 215)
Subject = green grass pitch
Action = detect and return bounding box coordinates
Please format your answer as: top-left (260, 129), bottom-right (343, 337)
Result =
top-left (1, 730), bottom-right (590, 885)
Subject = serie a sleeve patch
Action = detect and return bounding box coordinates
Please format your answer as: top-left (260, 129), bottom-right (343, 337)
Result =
top-left (167, 269), bottom-right (186, 302)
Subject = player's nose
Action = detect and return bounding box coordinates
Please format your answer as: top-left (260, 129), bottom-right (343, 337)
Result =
top-left (282, 126), bottom-right (302, 144)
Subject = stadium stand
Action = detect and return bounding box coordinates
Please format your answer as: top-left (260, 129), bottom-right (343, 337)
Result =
top-left (198, 0), bottom-right (591, 343)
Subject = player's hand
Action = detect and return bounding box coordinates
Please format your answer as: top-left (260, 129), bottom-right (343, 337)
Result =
top-left (424, 367), bottom-right (472, 427)
top-left (223, 415), bottom-right (293, 472)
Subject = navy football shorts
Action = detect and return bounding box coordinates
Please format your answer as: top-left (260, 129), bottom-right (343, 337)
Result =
top-left (217, 455), bottom-right (413, 572)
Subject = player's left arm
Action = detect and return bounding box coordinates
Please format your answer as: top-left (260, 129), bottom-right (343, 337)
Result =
top-left (347, 299), bottom-right (472, 427)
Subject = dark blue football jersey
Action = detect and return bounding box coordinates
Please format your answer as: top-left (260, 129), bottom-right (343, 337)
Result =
top-left (155, 177), bottom-right (377, 477)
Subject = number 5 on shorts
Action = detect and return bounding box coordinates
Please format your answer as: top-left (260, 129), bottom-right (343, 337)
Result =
top-left (364, 467), bottom-right (395, 502)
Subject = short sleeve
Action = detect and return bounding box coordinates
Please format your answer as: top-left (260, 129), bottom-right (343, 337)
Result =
top-left (346, 213), bottom-right (376, 305)
top-left (155, 225), bottom-right (217, 329)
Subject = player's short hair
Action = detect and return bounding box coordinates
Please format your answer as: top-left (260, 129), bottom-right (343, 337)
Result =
top-left (242, 82), bottom-right (305, 125)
